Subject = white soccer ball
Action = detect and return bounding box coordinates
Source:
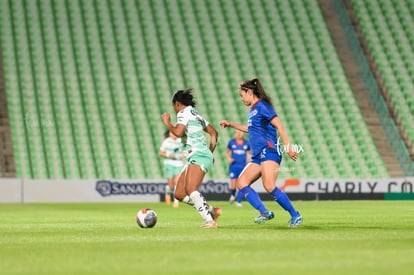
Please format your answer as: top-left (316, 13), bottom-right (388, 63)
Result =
top-left (136, 208), bottom-right (157, 228)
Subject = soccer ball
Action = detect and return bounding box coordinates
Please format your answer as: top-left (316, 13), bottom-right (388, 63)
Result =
top-left (136, 208), bottom-right (157, 228)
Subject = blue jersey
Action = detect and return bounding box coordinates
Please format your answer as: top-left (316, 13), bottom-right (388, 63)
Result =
top-left (227, 139), bottom-right (250, 169)
top-left (247, 100), bottom-right (280, 157)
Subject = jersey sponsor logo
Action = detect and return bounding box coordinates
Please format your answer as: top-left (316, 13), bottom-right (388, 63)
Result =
top-left (232, 149), bottom-right (247, 155)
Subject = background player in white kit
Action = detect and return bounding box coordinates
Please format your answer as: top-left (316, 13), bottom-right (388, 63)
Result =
top-left (159, 130), bottom-right (184, 208)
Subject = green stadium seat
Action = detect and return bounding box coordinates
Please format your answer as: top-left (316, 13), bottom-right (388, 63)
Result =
top-left (351, 0), bottom-right (414, 154)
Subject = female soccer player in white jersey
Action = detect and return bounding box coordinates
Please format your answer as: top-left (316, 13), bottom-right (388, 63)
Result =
top-left (220, 78), bottom-right (303, 227)
top-left (162, 89), bottom-right (221, 228)
top-left (159, 130), bottom-right (184, 207)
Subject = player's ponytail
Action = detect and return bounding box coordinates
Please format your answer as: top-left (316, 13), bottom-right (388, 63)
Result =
top-left (172, 88), bottom-right (197, 107)
top-left (240, 78), bottom-right (272, 105)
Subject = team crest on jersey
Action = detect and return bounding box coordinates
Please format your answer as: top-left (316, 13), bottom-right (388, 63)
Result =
top-left (248, 109), bottom-right (257, 127)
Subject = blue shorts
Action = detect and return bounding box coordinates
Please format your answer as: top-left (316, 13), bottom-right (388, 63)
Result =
top-left (228, 166), bottom-right (244, 179)
top-left (251, 147), bottom-right (282, 165)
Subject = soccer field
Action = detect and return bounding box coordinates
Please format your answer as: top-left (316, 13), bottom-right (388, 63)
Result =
top-left (0, 201), bottom-right (413, 275)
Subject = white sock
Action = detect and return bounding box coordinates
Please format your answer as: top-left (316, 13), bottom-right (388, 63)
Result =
top-left (182, 195), bottom-right (193, 205)
top-left (165, 185), bottom-right (171, 194)
top-left (189, 191), bottom-right (213, 222)
top-left (182, 195), bottom-right (212, 212)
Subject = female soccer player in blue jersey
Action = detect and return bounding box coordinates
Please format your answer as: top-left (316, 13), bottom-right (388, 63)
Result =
top-left (226, 129), bottom-right (250, 206)
top-left (162, 89), bottom-right (221, 228)
top-left (220, 78), bottom-right (303, 227)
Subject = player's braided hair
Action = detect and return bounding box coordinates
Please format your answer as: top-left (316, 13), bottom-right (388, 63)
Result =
top-left (172, 88), bottom-right (196, 107)
top-left (240, 78), bottom-right (272, 105)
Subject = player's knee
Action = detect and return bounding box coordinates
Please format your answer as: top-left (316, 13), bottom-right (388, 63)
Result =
top-left (263, 183), bottom-right (275, 193)
top-left (236, 179), bottom-right (248, 190)
top-left (174, 186), bottom-right (186, 201)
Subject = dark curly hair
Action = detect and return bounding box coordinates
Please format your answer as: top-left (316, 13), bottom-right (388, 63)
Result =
top-left (171, 88), bottom-right (196, 107)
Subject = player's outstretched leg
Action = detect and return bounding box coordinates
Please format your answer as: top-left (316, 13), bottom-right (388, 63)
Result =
top-left (180, 195), bottom-right (221, 222)
top-left (271, 187), bottom-right (302, 227)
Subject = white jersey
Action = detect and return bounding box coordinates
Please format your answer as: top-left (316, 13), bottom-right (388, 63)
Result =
top-left (160, 137), bottom-right (184, 167)
top-left (176, 106), bottom-right (210, 155)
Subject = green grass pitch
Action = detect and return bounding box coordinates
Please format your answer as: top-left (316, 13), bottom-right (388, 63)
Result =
top-left (0, 201), bottom-right (413, 274)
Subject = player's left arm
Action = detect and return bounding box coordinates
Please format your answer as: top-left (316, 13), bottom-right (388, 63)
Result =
top-left (204, 124), bottom-right (218, 153)
top-left (270, 116), bottom-right (298, 161)
top-left (226, 147), bottom-right (233, 163)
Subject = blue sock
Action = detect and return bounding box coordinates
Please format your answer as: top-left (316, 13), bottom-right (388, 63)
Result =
top-left (239, 186), bottom-right (267, 213)
top-left (271, 187), bottom-right (297, 217)
top-left (236, 190), bottom-right (243, 203)
top-left (230, 189), bottom-right (236, 196)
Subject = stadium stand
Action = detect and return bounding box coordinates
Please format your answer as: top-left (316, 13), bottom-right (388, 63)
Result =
top-left (348, 0), bottom-right (414, 175)
top-left (0, 0), bottom-right (398, 179)
top-left (350, 0), bottom-right (414, 139)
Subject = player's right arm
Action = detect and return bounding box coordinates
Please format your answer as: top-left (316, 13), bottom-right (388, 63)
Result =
top-left (162, 113), bottom-right (186, 137)
top-left (219, 120), bottom-right (248, 133)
